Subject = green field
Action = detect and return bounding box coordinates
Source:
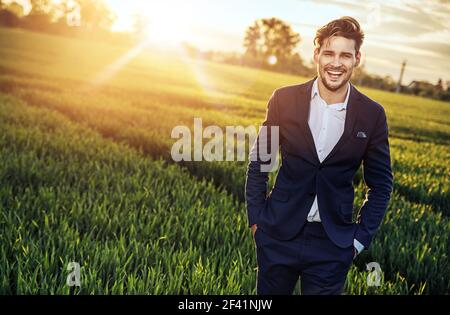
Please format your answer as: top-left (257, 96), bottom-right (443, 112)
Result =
top-left (0, 27), bottom-right (448, 294)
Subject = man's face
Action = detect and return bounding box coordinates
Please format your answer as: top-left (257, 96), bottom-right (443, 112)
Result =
top-left (314, 36), bottom-right (361, 92)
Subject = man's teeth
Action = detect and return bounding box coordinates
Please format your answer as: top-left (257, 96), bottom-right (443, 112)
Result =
top-left (327, 70), bottom-right (343, 79)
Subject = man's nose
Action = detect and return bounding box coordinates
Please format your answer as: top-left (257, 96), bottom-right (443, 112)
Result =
top-left (330, 56), bottom-right (342, 67)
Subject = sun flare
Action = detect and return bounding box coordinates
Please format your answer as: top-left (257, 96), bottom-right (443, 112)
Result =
top-left (136, 1), bottom-right (192, 47)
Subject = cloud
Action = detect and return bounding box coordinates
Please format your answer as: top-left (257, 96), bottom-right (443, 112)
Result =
top-left (381, 1), bottom-right (449, 32)
top-left (300, 0), bottom-right (450, 81)
top-left (370, 18), bottom-right (438, 36)
top-left (304, 0), bottom-right (450, 33)
top-left (407, 41), bottom-right (450, 58)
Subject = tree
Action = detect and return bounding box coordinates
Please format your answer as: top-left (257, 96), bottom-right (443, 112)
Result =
top-left (0, 0), bottom-right (24, 27)
top-left (19, 0), bottom-right (115, 33)
top-left (52, 0), bottom-right (78, 26)
top-left (435, 78), bottom-right (443, 91)
top-left (29, 0), bottom-right (52, 15)
top-left (243, 18), bottom-right (300, 68)
top-left (21, 0), bottom-right (53, 31)
top-left (0, 8), bottom-right (20, 27)
top-left (5, 1), bottom-right (24, 17)
top-left (243, 22), bottom-right (264, 61)
top-left (132, 12), bottom-right (150, 39)
top-left (74, 0), bottom-right (116, 31)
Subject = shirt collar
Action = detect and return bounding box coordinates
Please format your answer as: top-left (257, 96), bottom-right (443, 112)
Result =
top-left (311, 78), bottom-right (350, 111)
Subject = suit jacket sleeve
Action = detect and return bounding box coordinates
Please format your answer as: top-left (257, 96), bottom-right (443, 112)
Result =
top-left (355, 107), bottom-right (394, 248)
top-left (245, 90), bottom-right (280, 227)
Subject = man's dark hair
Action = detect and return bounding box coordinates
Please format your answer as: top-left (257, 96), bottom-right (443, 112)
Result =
top-left (314, 16), bottom-right (365, 53)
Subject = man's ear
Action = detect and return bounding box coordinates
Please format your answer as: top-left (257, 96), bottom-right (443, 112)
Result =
top-left (313, 47), bottom-right (320, 64)
top-left (355, 51), bottom-right (361, 67)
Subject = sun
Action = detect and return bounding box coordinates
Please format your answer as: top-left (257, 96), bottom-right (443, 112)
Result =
top-left (137, 1), bottom-right (192, 47)
top-left (267, 55), bottom-right (278, 65)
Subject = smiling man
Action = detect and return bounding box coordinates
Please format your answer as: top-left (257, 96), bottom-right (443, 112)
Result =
top-left (246, 16), bottom-right (393, 295)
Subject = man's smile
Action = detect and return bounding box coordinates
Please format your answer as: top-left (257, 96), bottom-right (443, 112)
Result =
top-left (325, 68), bottom-right (345, 81)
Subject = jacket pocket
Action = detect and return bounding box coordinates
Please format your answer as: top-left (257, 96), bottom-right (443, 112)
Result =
top-left (339, 203), bottom-right (354, 224)
top-left (349, 131), bottom-right (369, 147)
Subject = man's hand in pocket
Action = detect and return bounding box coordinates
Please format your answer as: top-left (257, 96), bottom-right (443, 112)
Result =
top-left (353, 246), bottom-right (360, 259)
top-left (251, 224), bottom-right (258, 237)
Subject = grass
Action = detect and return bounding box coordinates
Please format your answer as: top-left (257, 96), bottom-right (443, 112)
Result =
top-left (0, 27), bottom-right (448, 294)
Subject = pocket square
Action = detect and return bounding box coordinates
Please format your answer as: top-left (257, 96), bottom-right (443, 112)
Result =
top-left (356, 131), bottom-right (367, 138)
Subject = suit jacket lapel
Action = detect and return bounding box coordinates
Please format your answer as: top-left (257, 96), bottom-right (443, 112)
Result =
top-left (296, 77), bottom-right (362, 166)
top-left (296, 77), bottom-right (320, 165)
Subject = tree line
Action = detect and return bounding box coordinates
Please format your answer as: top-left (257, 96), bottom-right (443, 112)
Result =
top-left (0, 0), bottom-right (126, 42)
top-left (193, 17), bottom-right (449, 102)
top-left (0, 2), bottom-right (447, 101)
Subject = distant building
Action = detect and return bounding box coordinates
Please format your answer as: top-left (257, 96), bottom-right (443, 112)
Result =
top-left (406, 80), bottom-right (441, 98)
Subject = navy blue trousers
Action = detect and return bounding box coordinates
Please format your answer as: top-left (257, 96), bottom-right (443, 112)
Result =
top-left (254, 222), bottom-right (354, 295)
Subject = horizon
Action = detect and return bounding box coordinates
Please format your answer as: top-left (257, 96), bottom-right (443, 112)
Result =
top-left (5, 0), bottom-right (449, 85)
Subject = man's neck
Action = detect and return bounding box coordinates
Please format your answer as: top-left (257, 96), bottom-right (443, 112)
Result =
top-left (317, 79), bottom-right (349, 105)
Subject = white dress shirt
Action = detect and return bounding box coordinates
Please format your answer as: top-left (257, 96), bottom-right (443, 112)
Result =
top-left (306, 78), bottom-right (364, 254)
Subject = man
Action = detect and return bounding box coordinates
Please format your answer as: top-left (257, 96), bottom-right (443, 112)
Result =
top-left (245, 16), bottom-right (393, 295)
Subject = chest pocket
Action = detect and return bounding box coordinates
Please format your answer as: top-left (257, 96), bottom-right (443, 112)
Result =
top-left (349, 130), bottom-right (369, 144)
top-left (348, 129), bottom-right (370, 158)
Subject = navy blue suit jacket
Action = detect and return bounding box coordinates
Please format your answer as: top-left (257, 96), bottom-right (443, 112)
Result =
top-left (245, 77), bottom-right (393, 249)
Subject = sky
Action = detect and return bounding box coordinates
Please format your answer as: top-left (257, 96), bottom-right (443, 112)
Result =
top-left (106, 0), bottom-right (450, 85)
top-left (7, 0), bottom-right (450, 84)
